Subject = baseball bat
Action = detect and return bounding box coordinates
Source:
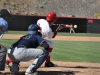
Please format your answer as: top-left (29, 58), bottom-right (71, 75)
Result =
top-left (53, 24), bottom-right (77, 28)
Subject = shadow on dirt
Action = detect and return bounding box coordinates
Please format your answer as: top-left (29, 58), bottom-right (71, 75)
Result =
top-left (59, 65), bottom-right (100, 69)
top-left (2, 71), bottom-right (76, 75)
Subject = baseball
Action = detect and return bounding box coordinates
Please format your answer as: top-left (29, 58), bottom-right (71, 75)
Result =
top-left (74, 25), bottom-right (77, 28)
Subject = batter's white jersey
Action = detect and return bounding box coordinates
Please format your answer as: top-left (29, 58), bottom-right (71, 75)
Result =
top-left (37, 19), bottom-right (53, 39)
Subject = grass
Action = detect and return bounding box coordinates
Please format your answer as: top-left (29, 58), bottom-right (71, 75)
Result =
top-left (0, 39), bottom-right (17, 48)
top-left (5, 31), bottom-right (100, 37)
top-left (5, 31), bottom-right (27, 34)
top-left (52, 41), bottom-right (100, 63)
top-left (1, 39), bottom-right (100, 63)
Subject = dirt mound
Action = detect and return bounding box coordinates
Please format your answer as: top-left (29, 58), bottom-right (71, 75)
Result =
top-left (2, 61), bottom-right (100, 75)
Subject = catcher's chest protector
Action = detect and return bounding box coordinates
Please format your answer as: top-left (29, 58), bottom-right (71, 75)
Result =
top-left (0, 46), bottom-right (7, 71)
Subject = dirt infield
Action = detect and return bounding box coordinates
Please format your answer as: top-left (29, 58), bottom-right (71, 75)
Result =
top-left (1, 34), bottom-right (100, 75)
top-left (2, 34), bottom-right (100, 41)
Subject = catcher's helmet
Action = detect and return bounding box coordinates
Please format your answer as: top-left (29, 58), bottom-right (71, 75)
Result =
top-left (28, 24), bottom-right (41, 35)
top-left (46, 12), bottom-right (57, 22)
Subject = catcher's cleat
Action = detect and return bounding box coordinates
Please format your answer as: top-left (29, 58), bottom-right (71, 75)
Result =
top-left (25, 72), bottom-right (40, 75)
top-left (5, 61), bottom-right (11, 68)
top-left (0, 72), bottom-right (5, 75)
top-left (45, 61), bottom-right (58, 67)
top-left (10, 72), bottom-right (20, 75)
top-left (10, 72), bottom-right (16, 75)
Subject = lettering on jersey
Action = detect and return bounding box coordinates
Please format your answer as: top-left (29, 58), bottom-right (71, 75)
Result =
top-left (23, 35), bottom-right (32, 40)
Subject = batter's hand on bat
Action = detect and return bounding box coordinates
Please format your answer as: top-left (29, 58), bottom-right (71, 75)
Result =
top-left (56, 24), bottom-right (64, 31)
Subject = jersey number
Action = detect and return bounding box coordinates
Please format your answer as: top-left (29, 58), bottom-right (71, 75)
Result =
top-left (23, 35), bottom-right (32, 40)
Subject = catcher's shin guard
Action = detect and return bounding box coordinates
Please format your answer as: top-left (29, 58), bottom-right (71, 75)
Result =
top-left (31, 50), bottom-right (49, 72)
top-left (10, 62), bottom-right (20, 73)
top-left (0, 46), bottom-right (7, 70)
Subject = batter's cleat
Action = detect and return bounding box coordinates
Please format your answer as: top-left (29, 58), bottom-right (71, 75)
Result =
top-left (25, 72), bottom-right (40, 75)
top-left (45, 61), bottom-right (58, 67)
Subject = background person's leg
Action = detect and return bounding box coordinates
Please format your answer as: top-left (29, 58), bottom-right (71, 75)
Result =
top-left (0, 33), bottom-right (4, 39)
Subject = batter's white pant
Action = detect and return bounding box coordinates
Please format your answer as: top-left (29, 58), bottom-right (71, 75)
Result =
top-left (44, 39), bottom-right (54, 48)
top-left (44, 39), bottom-right (54, 57)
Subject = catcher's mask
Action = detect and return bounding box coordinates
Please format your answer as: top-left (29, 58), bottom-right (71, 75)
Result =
top-left (27, 24), bottom-right (42, 36)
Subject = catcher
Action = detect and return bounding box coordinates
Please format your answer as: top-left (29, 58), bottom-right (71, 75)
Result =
top-left (7, 24), bottom-right (49, 75)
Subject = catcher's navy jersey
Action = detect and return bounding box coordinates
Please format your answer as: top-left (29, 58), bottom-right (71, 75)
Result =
top-left (16, 34), bottom-right (45, 48)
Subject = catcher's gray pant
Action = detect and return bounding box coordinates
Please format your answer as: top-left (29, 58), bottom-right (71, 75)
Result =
top-left (0, 46), bottom-right (7, 71)
top-left (8, 47), bottom-right (48, 73)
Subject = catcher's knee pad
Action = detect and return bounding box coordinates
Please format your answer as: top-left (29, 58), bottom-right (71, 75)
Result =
top-left (42, 50), bottom-right (49, 59)
top-left (31, 50), bottom-right (49, 72)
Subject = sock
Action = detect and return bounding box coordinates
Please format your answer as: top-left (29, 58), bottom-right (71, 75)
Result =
top-left (46, 48), bottom-right (53, 62)
top-left (7, 58), bottom-right (12, 63)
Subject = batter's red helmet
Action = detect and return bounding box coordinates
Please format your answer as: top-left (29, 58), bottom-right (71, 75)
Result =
top-left (46, 12), bottom-right (57, 22)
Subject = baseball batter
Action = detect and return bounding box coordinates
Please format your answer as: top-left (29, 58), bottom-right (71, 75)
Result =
top-left (37, 12), bottom-right (64, 67)
top-left (7, 24), bottom-right (49, 75)
top-left (0, 9), bottom-right (12, 39)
